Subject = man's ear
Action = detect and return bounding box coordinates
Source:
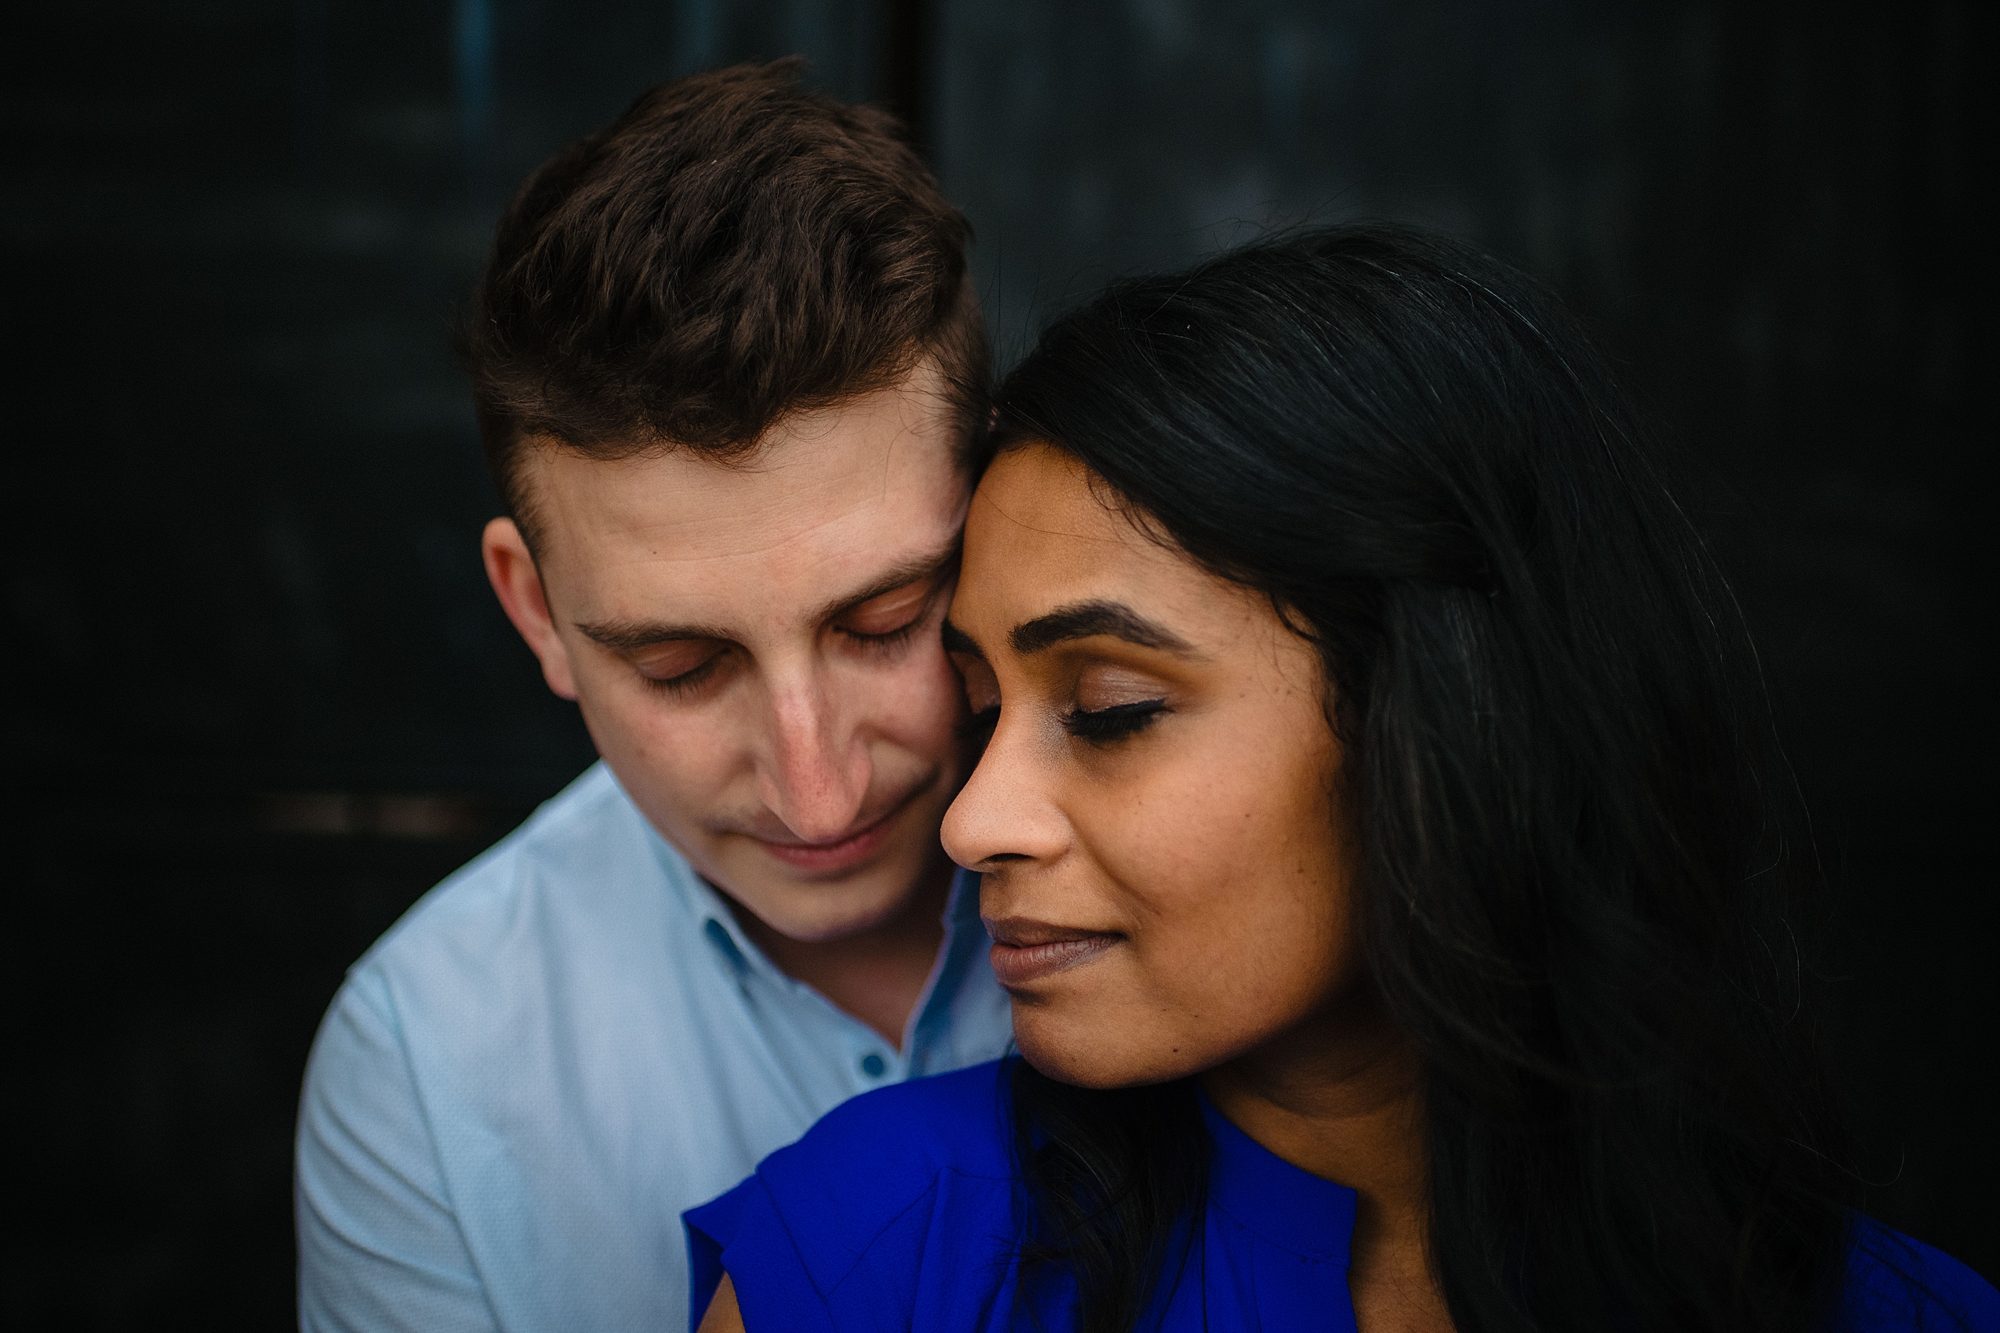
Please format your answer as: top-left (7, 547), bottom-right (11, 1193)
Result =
top-left (482, 517), bottom-right (580, 701)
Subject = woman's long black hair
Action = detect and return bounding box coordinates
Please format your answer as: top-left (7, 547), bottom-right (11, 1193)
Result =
top-left (990, 224), bottom-right (1854, 1332)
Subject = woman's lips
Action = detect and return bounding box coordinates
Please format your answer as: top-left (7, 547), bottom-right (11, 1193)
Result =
top-left (984, 919), bottom-right (1121, 987)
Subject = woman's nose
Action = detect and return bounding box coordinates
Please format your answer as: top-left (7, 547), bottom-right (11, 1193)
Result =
top-left (941, 719), bottom-right (1067, 871)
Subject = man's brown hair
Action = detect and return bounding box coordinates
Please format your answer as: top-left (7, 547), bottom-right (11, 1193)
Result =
top-left (460, 59), bottom-right (988, 544)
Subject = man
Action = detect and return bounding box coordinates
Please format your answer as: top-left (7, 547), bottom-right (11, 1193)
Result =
top-left (295, 61), bottom-right (1011, 1331)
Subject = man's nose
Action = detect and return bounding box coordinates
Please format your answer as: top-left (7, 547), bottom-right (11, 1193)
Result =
top-left (757, 670), bottom-right (871, 843)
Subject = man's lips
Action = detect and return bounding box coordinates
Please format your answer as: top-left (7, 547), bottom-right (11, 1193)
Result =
top-left (744, 802), bottom-right (907, 876)
top-left (983, 916), bottom-right (1122, 988)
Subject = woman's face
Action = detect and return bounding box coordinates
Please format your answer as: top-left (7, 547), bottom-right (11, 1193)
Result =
top-left (943, 444), bottom-right (1364, 1088)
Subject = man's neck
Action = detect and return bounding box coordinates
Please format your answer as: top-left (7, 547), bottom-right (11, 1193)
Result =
top-left (723, 857), bottom-right (956, 1051)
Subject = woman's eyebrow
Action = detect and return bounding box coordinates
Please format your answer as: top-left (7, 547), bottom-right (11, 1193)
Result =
top-left (941, 620), bottom-right (984, 660)
top-left (1008, 600), bottom-right (1196, 656)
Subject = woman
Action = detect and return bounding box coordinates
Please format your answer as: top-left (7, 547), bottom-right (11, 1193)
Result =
top-left (685, 225), bottom-right (1997, 1332)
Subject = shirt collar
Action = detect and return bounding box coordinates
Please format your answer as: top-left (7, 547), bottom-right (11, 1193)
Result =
top-left (903, 866), bottom-right (985, 1054)
top-left (643, 828), bottom-right (775, 981)
top-left (1199, 1093), bottom-right (1358, 1265)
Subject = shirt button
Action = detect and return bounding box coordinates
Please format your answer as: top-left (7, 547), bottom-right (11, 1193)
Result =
top-left (860, 1053), bottom-right (887, 1078)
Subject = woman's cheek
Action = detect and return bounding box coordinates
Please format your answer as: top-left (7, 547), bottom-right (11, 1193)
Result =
top-left (1127, 746), bottom-right (1344, 1030)
top-left (1087, 773), bottom-right (1256, 977)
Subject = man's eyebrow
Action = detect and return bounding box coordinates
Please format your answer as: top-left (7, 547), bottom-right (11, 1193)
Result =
top-left (574, 618), bottom-right (733, 651)
top-left (810, 542), bottom-right (960, 626)
top-left (1009, 600), bottom-right (1196, 657)
top-left (572, 542), bottom-right (961, 651)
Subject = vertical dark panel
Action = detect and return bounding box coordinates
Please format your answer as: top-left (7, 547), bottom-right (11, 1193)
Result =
top-left (879, 0), bottom-right (932, 151)
top-left (454, 0), bottom-right (499, 202)
top-left (295, 0), bottom-right (330, 188)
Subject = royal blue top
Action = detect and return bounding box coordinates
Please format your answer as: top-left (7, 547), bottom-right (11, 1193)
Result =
top-left (685, 1060), bottom-right (1998, 1332)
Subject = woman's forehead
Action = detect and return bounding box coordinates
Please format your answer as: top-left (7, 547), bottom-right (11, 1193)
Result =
top-left (957, 444), bottom-right (1262, 650)
top-left (969, 445), bottom-right (1127, 541)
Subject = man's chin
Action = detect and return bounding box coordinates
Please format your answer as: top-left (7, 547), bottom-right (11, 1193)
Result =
top-left (722, 867), bottom-right (919, 944)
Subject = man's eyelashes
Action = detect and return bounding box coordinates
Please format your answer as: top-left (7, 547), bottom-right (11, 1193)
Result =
top-left (641, 650), bottom-right (729, 696)
top-left (838, 619), bottom-right (923, 651)
top-left (638, 617), bottom-right (926, 698)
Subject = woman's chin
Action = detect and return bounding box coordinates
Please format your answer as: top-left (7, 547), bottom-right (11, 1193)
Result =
top-left (1013, 1021), bottom-right (1205, 1090)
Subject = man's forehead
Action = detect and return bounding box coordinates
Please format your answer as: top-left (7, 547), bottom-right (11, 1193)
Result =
top-left (564, 521), bottom-right (963, 646)
top-left (523, 416), bottom-right (966, 630)
top-left (532, 443), bottom-right (962, 560)
top-left (525, 370), bottom-right (964, 560)
top-left (575, 536), bottom-right (962, 651)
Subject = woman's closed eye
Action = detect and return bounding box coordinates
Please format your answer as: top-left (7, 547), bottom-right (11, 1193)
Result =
top-left (949, 652), bottom-right (1002, 737)
top-left (1061, 698), bottom-right (1169, 743)
top-left (1060, 662), bottom-right (1174, 744)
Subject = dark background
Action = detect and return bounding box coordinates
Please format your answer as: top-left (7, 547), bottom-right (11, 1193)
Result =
top-left (4, 0), bottom-right (1990, 1326)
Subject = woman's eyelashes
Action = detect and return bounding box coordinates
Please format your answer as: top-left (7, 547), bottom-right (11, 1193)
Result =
top-left (1060, 698), bottom-right (1169, 743)
top-left (948, 645), bottom-right (1172, 743)
top-left (1059, 661), bottom-right (1175, 744)
top-left (948, 651), bottom-right (1002, 721)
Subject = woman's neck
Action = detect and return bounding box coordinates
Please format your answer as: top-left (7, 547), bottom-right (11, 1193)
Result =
top-left (1199, 990), bottom-right (1452, 1333)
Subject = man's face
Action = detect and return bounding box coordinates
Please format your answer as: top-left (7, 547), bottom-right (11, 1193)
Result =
top-left (486, 366), bottom-right (971, 942)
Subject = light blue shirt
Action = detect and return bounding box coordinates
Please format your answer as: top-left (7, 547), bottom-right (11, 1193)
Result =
top-left (294, 761), bottom-right (1014, 1332)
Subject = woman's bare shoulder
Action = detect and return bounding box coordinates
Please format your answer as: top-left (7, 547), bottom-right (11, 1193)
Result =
top-left (696, 1273), bottom-right (745, 1333)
